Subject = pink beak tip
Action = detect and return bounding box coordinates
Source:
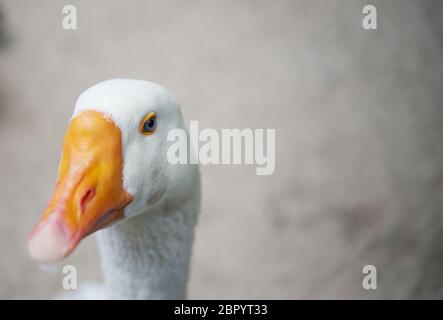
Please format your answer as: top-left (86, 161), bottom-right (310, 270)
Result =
top-left (27, 215), bottom-right (70, 262)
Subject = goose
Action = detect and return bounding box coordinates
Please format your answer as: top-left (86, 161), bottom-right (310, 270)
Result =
top-left (27, 79), bottom-right (201, 299)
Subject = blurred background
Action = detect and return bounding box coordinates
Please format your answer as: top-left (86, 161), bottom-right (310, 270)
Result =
top-left (0, 0), bottom-right (443, 299)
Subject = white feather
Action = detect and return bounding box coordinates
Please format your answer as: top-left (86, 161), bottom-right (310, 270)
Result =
top-left (68, 79), bottom-right (200, 299)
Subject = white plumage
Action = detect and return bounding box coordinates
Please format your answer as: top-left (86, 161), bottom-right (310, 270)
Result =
top-left (34, 79), bottom-right (201, 299)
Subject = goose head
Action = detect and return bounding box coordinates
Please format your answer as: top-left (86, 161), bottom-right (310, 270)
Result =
top-left (28, 79), bottom-right (192, 262)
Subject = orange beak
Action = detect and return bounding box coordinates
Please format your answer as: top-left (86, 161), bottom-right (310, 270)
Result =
top-left (28, 110), bottom-right (133, 262)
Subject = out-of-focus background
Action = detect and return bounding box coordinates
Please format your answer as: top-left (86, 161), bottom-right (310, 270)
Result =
top-left (0, 0), bottom-right (443, 299)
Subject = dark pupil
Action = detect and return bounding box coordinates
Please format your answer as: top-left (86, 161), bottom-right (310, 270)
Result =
top-left (143, 117), bottom-right (156, 132)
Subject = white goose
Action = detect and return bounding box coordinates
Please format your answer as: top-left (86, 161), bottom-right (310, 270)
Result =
top-left (27, 79), bottom-right (200, 299)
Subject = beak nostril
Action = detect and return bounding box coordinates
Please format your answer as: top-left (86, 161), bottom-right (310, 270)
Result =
top-left (80, 188), bottom-right (95, 214)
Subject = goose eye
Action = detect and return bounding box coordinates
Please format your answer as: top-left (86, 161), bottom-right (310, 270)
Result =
top-left (140, 112), bottom-right (157, 135)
